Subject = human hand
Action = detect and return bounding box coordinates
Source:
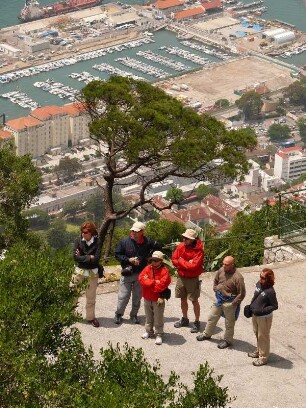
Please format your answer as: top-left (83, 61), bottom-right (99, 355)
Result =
top-left (75, 249), bottom-right (80, 256)
top-left (157, 298), bottom-right (164, 306)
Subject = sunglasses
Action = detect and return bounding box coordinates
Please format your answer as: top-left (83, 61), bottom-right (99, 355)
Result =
top-left (260, 275), bottom-right (267, 280)
top-left (82, 230), bottom-right (90, 234)
top-left (151, 259), bottom-right (162, 262)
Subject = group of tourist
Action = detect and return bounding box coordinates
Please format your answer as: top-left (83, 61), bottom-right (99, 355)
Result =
top-left (73, 221), bottom-right (278, 367)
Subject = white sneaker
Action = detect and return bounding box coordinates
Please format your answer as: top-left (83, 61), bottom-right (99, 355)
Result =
top-left (141, 332), bottom-right (150, 339)
top-left (155, 335), bottom-right (163, 345)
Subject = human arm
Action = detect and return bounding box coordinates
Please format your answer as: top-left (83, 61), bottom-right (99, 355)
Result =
top-left (231, 275), bottom-right (246, 305)
top-left (153, 267), bottom-right (171, 293)
top-left (115, 238), bottom-right (131, 265)
top-left (138, 266), bottom-right (155, 287)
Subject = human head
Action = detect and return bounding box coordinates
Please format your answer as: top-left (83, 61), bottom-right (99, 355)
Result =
top-left (260, 268), bottom-right (275, 289)
top-left (130, 221), bottom-right (145, 240)
top-left (181, 228), bottom-right (197, 246)
top-left (150, 250), bottom-right (164, 267)
top-left (81, 221), bottom-right (97, 239)
top-left (222, 256), bottom-right (235, 273)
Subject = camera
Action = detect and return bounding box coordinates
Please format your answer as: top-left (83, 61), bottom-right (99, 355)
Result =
top-left (121, 265), bottom-right (133, 277)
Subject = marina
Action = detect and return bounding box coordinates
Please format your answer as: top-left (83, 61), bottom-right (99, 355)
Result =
top-left (0, 30), bottom-right (234, 118)
top-left (0, 0), bottom-right (306, 120)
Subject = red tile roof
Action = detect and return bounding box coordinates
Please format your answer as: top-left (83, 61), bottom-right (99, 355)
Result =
top-left (5, 116), bottom-right (43, 131)
top-left (0, 129), bottom-right (13, 140)
top-left (154, 0), bottom-right (184, 9)
top-left (31, 105), bottom-right (66, 119)
top-left (62, 102), bottom-right (87, 115)
top-left (202, 194), bottom-right (238, 218)
top-left (201, 0), bottom-right (222, 10)
top-left (175, 6), bottom-right (205, 19)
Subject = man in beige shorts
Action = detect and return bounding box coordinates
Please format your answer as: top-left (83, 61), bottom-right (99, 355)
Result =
top-left (172, 229), bottom-right (204, 333)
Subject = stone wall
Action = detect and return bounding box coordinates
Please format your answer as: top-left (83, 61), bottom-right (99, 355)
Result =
top-left (264, 235), bottom-right (306, 264)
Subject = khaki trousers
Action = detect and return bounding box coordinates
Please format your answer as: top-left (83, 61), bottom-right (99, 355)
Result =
top-left (144, 299), bottom-right (165, 335)
top-left (252, 315), bottom-right (273, 363)
top-left (73, 274), bottom-right (98, 321)
top-left (204, 302), bottom-right (237, 344)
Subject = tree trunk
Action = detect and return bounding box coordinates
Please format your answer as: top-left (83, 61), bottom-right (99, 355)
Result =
top-left (103, 219), bottom-right (116, 261)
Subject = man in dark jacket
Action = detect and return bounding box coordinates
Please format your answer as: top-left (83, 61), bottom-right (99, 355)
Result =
top-left (114, 221), bottom-right (161, 325)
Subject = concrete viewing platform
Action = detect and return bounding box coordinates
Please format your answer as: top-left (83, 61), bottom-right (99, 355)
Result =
top-left (76, 260), bottom-right (306, 407)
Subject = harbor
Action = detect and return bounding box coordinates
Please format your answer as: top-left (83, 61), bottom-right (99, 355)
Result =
top-left (0, 0), bottom-right (306, 120)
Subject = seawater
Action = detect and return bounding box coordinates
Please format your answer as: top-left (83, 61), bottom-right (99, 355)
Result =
top-left (0, 0), bottom-right (305, 120)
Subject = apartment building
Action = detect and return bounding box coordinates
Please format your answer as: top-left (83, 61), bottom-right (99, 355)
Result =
top-left (274, 146), bottom-right (306, 181)
top-left (4, 116), bottom-right (46, 156)
top-left (4, 103), bottom-right (90, 157)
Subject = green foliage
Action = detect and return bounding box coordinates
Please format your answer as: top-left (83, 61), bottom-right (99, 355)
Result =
top-left (176, 362), bottom-right (234, 408)
top-left (267, 123), bottom-right (291, 141)
top-left (166, 186), bottom-right (184, 204)
top-left (297, 117), bottom-right (306, 141)
top-left (195, 184), bottom-right (219, 200)
top-left (214, 99), bottom-right (230, 108)
top-left (235, 91), bottom-right (263, 120)
top-left (145, 219), bottom-right (185, 250)
top-left (0, 142), bottom-right (41, 247)
top-left (23, 208), bottom-right (50, 229)
top-left (47, 218), bottom-right (72, 249)
top-left (62, 199), bottom-right (83, 221)
top-left (284, 77), bottom-right (306, 109)
top-left (83, 191), bottom-right (105, 223)
top-left (0, 243), bottom-right (77, 357)
top-left (54, 156), bottom-right (82, 180)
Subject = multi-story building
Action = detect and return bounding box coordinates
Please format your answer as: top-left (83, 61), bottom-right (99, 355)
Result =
top-left (153, 0), bottom-right (185, 17)
top-left (4, 103), bottom-right (90, 157)
top-left (274, 146), bottom-right (306, 181)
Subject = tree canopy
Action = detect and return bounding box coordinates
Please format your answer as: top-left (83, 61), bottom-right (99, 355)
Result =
top-left (0, 142), bottom-right (41, 247)
top-left (195, 184), bottom-right (219, 200)
top-left (79, 77), bottom-right (256, 254)
top-left (235, 91), bottom-right (263, 120)
top-left (165, 186), bottom-right (184, 204)
top-left (297, 117), bottom-right (306, 142)
top-left (284, 77), bottom-right (306, 109)
top-left (54, 156), bottom-right (82, 181)
top-left (267, 123), bottom-right (291, 142)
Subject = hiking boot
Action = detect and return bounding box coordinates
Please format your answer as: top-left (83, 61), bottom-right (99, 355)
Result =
top-left (155, 335), bottom-right (163, 345)
top-left (248, 351), bottom-right (259, 358)
top-left (217, 340), bottom-right (230, 349)
top-left (196, 333), bottom-right (211, 341)
top-left (190, 321), bottom-right (200, 333)
top-left (114, 314), bottom-right (122, 325)
top-left (130, 316), bottom-right (140, 324)
top-left (174, 317), bottom-right (189, 328)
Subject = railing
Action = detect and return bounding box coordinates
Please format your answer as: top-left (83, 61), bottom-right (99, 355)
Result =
top-left (277, 188), bottom-right (306, 254)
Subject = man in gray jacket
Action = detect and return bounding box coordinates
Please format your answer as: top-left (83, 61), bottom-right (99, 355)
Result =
top-left (196, 255), bottom-right (245, 349)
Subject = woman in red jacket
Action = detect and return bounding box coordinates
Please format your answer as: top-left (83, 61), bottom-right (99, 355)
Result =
top-left (138, 251), bottom-right (171, 345)
top-left (172, 229), bottom-right (204, 334)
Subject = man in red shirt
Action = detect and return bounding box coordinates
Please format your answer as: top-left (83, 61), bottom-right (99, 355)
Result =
top-left (172, 229), bottom-right (204, 333)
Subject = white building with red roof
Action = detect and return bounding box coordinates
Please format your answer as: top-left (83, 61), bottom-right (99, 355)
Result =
top-left (4, 103), bottom-right (90, 157)
top-left (153, 0), bottom-right (185, 15)
top-left (274, 146), bottom-right (306, 181)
